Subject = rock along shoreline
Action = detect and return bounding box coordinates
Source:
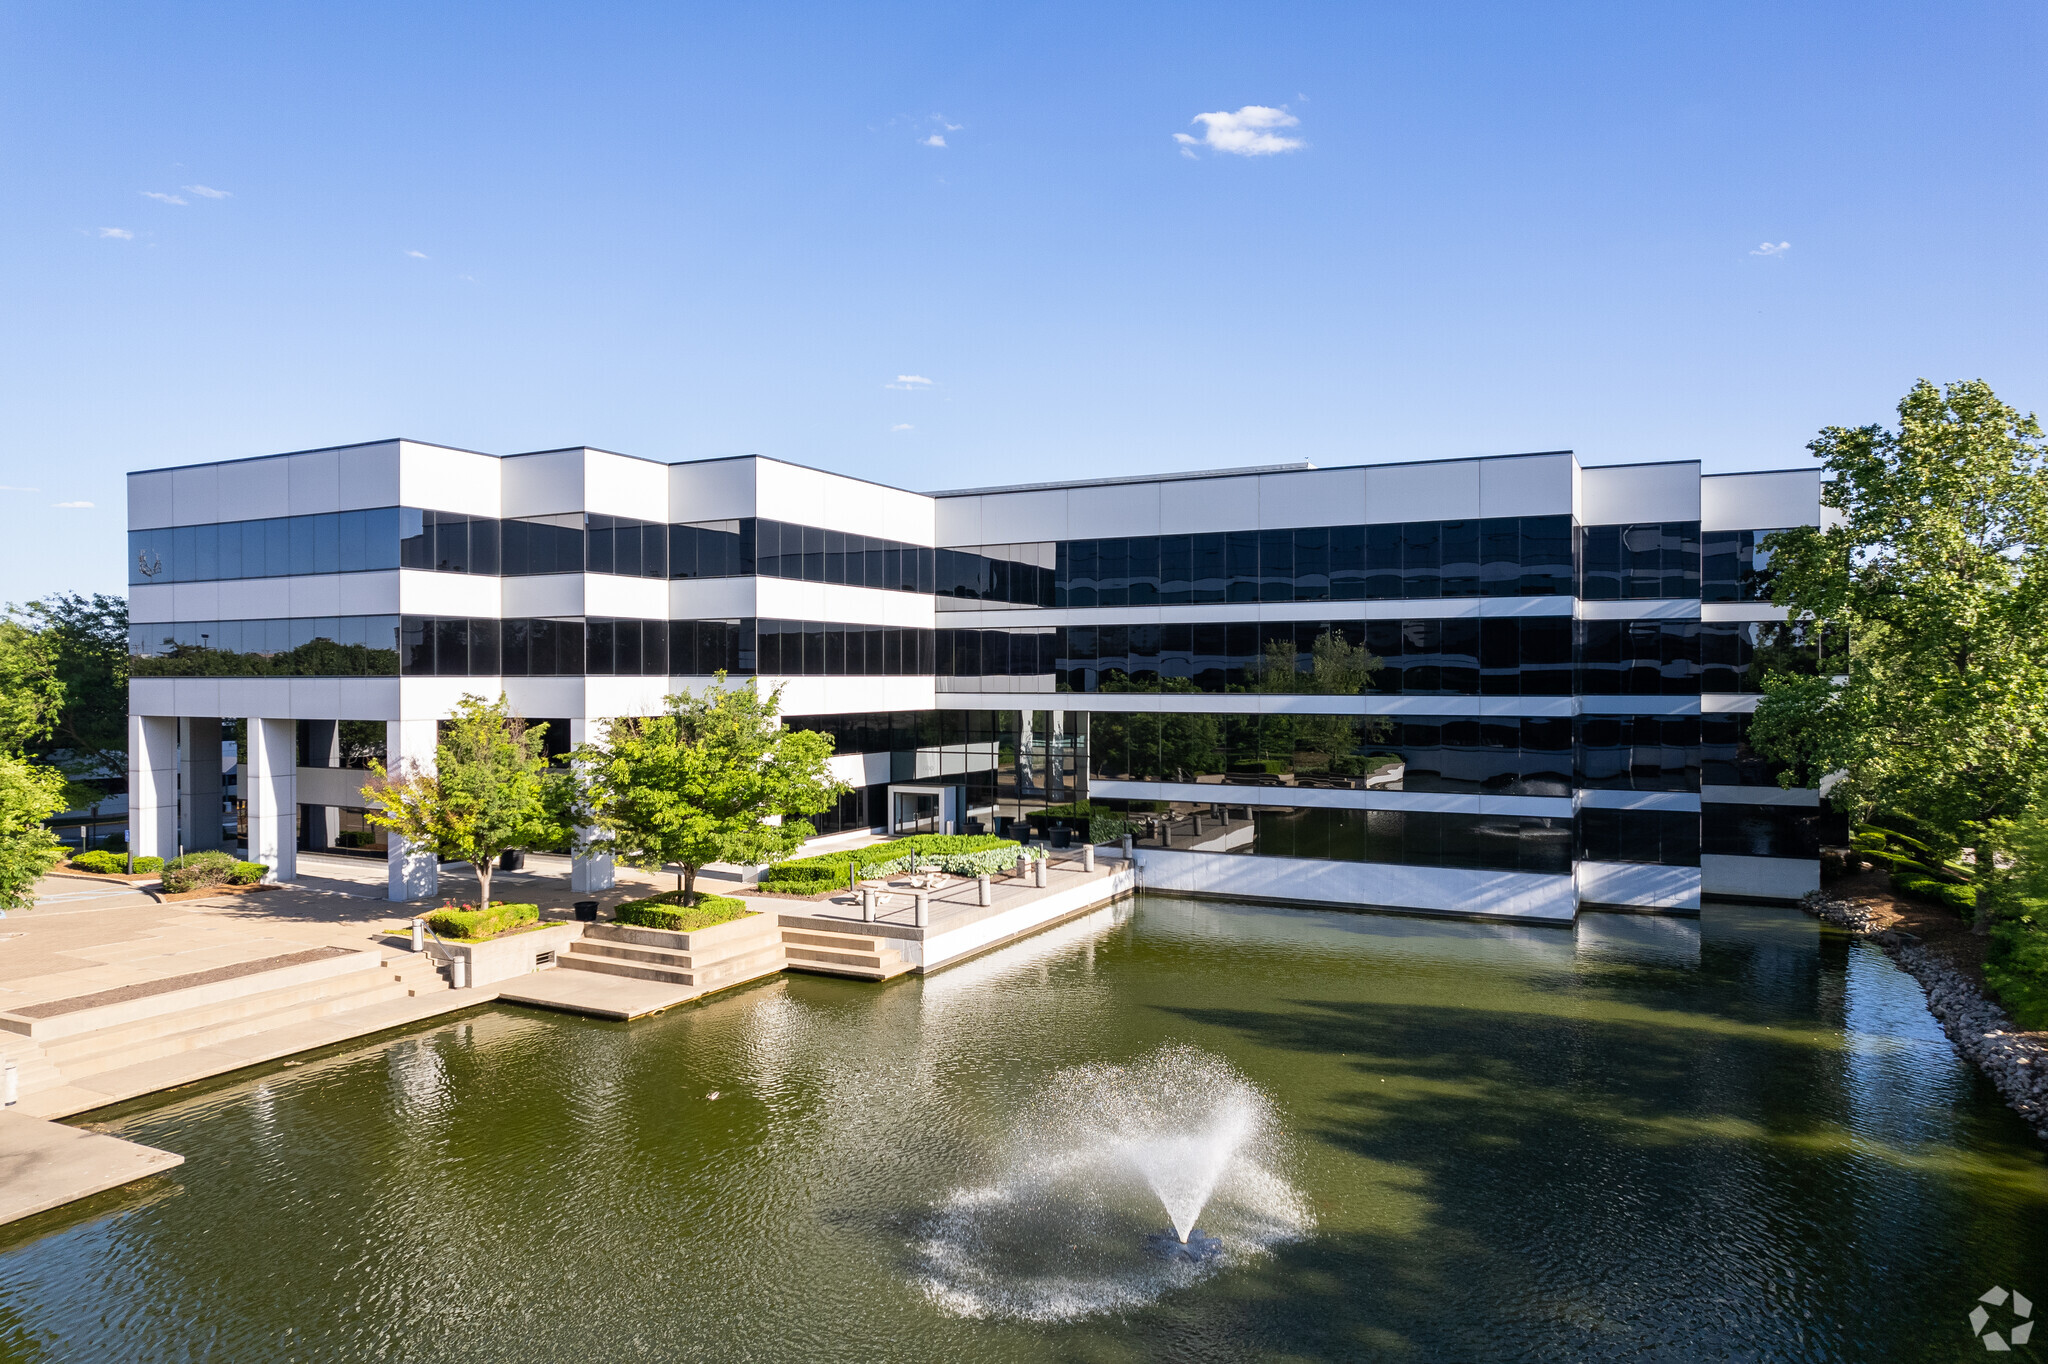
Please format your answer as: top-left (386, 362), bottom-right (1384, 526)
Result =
top-left (1801, 889), bottom-right (2048, 1143)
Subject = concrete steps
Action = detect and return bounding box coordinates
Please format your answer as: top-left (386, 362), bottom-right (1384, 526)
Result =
top-left (7, 949), bottom-right (458, 1108)
top-left (780, 926), bottom-right (914, 981)
top-left (555, 917), bottom-right (786, 992)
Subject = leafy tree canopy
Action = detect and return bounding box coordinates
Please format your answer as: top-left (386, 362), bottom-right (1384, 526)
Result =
top-left (1751, 379), bottom-right (2048, 907)
top-left (0, 753), bottom-right (69, 911)
top-left (9, 594), bottom-right (128, 775)
top-left (574, 674), bottom-right (844, 904)
top-left (360, 695), bottom-right (563, 908)
top-left (0, 618), bottom-right (63, 754)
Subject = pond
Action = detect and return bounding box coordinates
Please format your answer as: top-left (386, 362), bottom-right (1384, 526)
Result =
top-left (2, 896), bottom-right (2044, 1362)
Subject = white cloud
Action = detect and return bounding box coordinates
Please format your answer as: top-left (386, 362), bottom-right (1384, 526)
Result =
top-left (923, 134), bottom-right (946, 148)
top-left (886, 374), bottom-right (934, 390)
top-left (406, 249), bottom-right (428, 259)
top-left (183, 184), bottom-right (231, 198)
top-left (1174, 105), bottom-right (1303, 157)
top-left (53, 500), bottom-right (94, 509)
top-left (141, 191), bottom-right (186, 205)
top-left (98, 227), bottom-right (133, 239)
top-left (1751, 241), bottom-right (1791, 257)
top-left (891, 423), bottom-right (915, 433)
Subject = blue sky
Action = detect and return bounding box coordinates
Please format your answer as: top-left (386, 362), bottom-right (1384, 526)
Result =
top-left (3, 1), bottom-right (2043, 600)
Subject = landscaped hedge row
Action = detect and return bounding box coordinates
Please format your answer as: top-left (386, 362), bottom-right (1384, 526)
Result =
top-left (425, 902), bottom-right (539, 940)
top-left (71, 850), bottom-right (164, 875)
top-left (1895, 873), bottom-right (1977, 918)
top-left (864, 846), bottom-right (1042, 879)
top-left (757, 834), bottom-right (1020, 894)
top-left (161, 850), bottom-right (268, 893)
top-left (613, 892), bottom-right (751, 932)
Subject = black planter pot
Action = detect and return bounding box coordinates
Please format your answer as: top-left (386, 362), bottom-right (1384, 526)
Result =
top-left (498, 849), bottom-right (526, 872)
top-left (574, 900), bottom-right (599, 923)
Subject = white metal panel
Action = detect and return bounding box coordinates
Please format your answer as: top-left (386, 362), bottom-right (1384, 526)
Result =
top-left (287, 575), bottom-right (346, 618)
top-left (669, 457), bottom-right (759, 523)
top-left (755, 578), bottom-right (937, 626)
top-left (581, 675), bottom-right (675, 719)
top-left (128, 583), bottom-right (176, 623)
top-left (1701, 854), bottom-right (1819, 901)
top-left (760, 676), bottom-right (936, 714)
top-left (1702, 603), bottom-right (1790, 623)
top-left (396, 570), bottom-right (495, 617)
top-left (1574, 861), bottom-right (1701, 910)
top-left (171, 581), bottom-right (222, 620)
top-left (1066, 482), bottom-right (1161, 539)
top-left (1366, 459), bottom-right (1481, 522)
top-left (972, 488), bottom-right (1069, 543)
top-left (1258, 468), bottom-right (1366, 529)
top-left (1478, 453), bottom-right (1574, 518)
top-left (878, 484), bottom-right (937, 545)
top-left (1700, 469), bottom-right (1821, 530)
top-left (583, 574), bottom-right (671, 619)
top-left (500, 449), bottom-right (586, 518)
top-left (332, 678), bottom-right (403, 721)
top-left (338, 442), bottom-right (402, 512)
top-left (1700, 785), bottom-right (1819, 807)
top-left (754, 459), bottom-right (829, 531)
top-left (235, 457), bottom-right (292, 521)
top-left (212, 577), bottom-right (288, 621)
top-left (171, 463), bottom-right (221, 526)
top-left (500, 575), bottom-right (586, 617)
top-left (289, 677), bottom-right (343, 720)
top-left (287, 447), bottom-right (345, 517)
top-left (668, 577), bottom-right (760, 618)
top-left (1136, 849), bottom-right (1579, 921)
top-left (584, 449), bottom-right (670, 519)
top-left (1577, 599), bottom-right (1703, 621)
top-left (128, 470), bottom-right (177, 529)
top-left (933, 493), bottom-right (983, 547)
top-left (399, 442), bottom-right (503, 517)
top-left (1160, 475), bottom-right (1259, 534)
top-left (1576, 462), bottom-right (1700, 525)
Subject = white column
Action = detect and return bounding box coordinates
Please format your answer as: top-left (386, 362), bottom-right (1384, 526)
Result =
top-left (386, 719), bottom-right (439, 902)
top-left (245, 718), bottom-right (297, 882)
top-left (179, 718), bottom-right (224, 852)
top-left (129, 715), bottom-right (179, 862)
top-left (569, 717), bottom-right (614, 893)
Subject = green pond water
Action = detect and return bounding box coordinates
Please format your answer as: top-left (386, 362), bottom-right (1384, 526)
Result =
top-left (3, 896), bottom-right (2045, 1362)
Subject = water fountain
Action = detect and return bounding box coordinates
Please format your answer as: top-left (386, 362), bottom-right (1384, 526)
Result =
top-left (911, 1043), bottom-right (1312, 1321)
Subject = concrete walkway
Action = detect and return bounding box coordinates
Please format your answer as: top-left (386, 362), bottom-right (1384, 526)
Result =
top-left (0, 1109), bottom-right (183, 1227)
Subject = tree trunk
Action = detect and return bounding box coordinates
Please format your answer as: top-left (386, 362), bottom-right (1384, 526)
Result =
top-left (476, 861), bottom-right (492, 909)
top-left (683, 863), bottom-right (697, 907)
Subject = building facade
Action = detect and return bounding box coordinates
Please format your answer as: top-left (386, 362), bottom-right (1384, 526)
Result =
top-left (126, 441), bottom-right (1832, 922)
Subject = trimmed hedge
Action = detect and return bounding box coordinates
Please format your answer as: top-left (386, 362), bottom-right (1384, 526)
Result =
top-left (70, 850), bottom-right (128, 875)
top-left (134, 856), bottom-right (164, 873)
top-left (758, 834), bottom-right (1020, 894)
top-left (425, 901), bottom-right (540, 940)
top-left (613, 892), bottom-right (751, 932)
top-left (1895, 873), bottom-right (1977, 918)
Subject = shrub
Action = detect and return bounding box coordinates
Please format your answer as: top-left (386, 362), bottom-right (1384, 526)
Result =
top-left (424, 901), bottom-right (539, 940)
top-left (614, 892), bottom-right (751, 933)
top-left (1985, 907), bottom-right (2048, 1030)
top-left (161, 849), bottom-right (240, 894)
top-left (1895, 873), bottom-right (1977, 918)
top-left (70, 850), bottom-right (127, 874)
top-left (133, 856), bottom-right (163, 873)
top-left (757, 833), bottom-right (1022, 894)
top-left (229, 861), bottom-right (268, 885)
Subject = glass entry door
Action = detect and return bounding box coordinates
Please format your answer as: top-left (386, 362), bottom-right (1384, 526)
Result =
top-left (892, 790), bottom-right (940, 835)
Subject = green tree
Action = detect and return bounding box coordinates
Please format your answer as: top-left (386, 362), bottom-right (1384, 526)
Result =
top-left (1751, 379), bottom-right (2048, 928)
top-left (0, 617), bottom-right (63, 753)
top-left (0, 754), bottom-right (69, 911)
top-left (573, 674), bottom-right (844, 905)
top-left (10, 594), bottom-right (128, 775)
top-left (359, 695), bottom-right (563, 908)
